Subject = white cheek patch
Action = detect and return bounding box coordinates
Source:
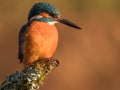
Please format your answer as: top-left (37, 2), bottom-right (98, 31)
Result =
top-left (29, 15), bottom-right (59, 25)
top-left (30, 15), bottom-right (43, 21)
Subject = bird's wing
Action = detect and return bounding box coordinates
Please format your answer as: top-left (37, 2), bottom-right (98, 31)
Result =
top-left (18, 24), bottom-right (27, 63)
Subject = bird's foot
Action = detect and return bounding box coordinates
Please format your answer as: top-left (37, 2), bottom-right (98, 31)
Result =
top-left (41, 57), bottom-right (53, 61)
top-left (42, 57), bottom-right (59, 66)
top-left (27, 62), bottom-right (34, 66)
top-left (36, 57), bottom-right (59, 69)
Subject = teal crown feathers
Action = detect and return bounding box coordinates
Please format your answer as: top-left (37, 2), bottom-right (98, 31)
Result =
top-left (28, 2), bottom-right (61, 21)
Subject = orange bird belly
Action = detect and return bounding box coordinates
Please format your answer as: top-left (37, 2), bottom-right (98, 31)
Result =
top-left (22, 21), bottom-right (58, 64)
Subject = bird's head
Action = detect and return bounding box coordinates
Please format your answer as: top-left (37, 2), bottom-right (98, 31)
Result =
top-left (28, 2), bottom-right (81, 29)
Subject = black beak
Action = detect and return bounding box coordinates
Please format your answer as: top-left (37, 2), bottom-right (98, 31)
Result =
top-left (56, 17), bottom-right (81, 30)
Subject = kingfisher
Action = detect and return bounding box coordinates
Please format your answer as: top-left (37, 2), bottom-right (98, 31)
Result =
top-left (18, 2), bottom-right (81, 65)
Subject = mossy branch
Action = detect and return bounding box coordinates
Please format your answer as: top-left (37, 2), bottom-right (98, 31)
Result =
top-left (0, 58), bottom-right (59, 90)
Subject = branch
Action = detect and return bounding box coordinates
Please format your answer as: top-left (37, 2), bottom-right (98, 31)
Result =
top-left (0, 58), bottom-right (59, 90)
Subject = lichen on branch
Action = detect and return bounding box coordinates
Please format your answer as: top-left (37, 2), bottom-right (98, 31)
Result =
top-left (0, 58), bottom-right (59, 90)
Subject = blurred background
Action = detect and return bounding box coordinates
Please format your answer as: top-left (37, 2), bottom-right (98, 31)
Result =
top-left (0, 0), bottom-right (120, 90)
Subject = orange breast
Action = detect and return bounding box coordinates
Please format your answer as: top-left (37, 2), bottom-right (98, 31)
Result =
top-left (22, 21), bottom-right (58, 64)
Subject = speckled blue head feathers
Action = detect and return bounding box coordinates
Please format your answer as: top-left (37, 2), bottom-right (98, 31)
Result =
top-left (28, 2), bottom-right (61, 21)
top-left (28, 2), bottom-right (81, 29)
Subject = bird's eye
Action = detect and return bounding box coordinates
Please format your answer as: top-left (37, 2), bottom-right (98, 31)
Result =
top-left (53, 14), bottom-right (61, 19)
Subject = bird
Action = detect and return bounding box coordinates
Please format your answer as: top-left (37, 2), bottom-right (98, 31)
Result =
top-left (18, 2), bottom-right (81, 65)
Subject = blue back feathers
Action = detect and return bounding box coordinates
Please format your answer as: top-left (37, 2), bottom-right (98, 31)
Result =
top-left (28, 2), bottom-right (61, 21)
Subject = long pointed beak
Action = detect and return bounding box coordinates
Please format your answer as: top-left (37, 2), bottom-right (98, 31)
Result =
top-left (56, 17), bottom-right (81, 30)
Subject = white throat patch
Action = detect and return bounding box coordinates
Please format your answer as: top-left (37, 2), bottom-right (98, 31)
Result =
top-left (48, 21), bottom-right (58, 25)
